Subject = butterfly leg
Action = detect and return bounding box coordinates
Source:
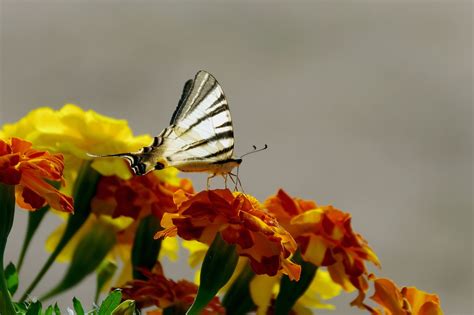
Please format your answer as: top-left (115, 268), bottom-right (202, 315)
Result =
top-left (228, 173), bottom-right (238, 191)
top-left (207, 173), bottom-right (217, 190)
top-left (237, 176), bottom-right (245, 193)
top-left (222, 174), bottom-right (228, 189)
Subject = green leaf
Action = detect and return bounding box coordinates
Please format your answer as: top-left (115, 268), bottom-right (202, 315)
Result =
top-left (0, 183), bottom-right (16, 315)
top-left (95, 259), bottom-right (118, 303)
top-left (98, 289), bottom-right (122, 315)
top-left (40, 221), bottom-right (116, 300)
top-left (53, 303), bottom-right (61, 315)
top-left (111, 300), bottom-right (135, 315)
top-left (25, 300), bottom-right (42, 315)
top-left (4, 262), bottom-right (19, 295)
top-left (14, 301), bottom-right (29, 315)
top-left (131, 215), bottom-right (162, 280)
top-left (186, 233), bottom-right (238, 315)
top-left (44, 305), bottom-right (53, 315)
top-left (73, 297), bottom-right (85, 315)
top-left (274, 250), bottom-right (318, 315)
top-left (17, 181), bottom-right (58, 272)
top-left (222, 264), bottom-right (256, 314)
top-left (20, 162), bottom-right (101, 302)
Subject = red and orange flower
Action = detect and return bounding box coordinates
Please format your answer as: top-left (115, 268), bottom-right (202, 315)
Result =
top-left (92, 173), bottom-right (193, 221)
top-left (155, 189), bottom-right (301, 281)
top-left (119, 262), bottom-right (225, 315)
top-left (265, 189), bottom-right (380, 307)
top-left (363, 275), bottom-right (444, 315)
top-left (47, 171), bottom-right (194, 286)
top-left (0, 137), bottom-right (73, 212)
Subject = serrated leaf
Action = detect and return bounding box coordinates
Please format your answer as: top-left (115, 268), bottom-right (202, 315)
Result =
top-left (5, 262), bottom-right (19, 295)
top-left (25, 300), bottom-right (42, 315)
top-left (98, 290), bottom-right (122, 315)
top-left (45, 305), bottom-right (54, 315)
top-left (73, 297), bottom-right (85, 315)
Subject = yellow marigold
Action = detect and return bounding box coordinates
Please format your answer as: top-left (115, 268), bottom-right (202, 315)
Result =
top-left (363, 275), bottom-right (444, 315)
top-left (0, 104), bottom-right (152, 188)
top-left (265, 189), bottom-right (380, 308)
top-left (249, 270), bottom-right (342, 315)
top-left (155, 189), bottom-right (301, 281)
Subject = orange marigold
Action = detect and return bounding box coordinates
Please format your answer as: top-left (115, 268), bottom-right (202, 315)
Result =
top-left (155, 189), bottom-right (301, 281)
top-left (264, 189), bottom-right (380, 307)
top-left (363, 275), bottom-right (444, 315)
top-left (91, 173), bottom-right (193, 221)
top-left (119, 263), bottom-right (225, 314)
top-left (0, 137), bottom-right (73, 212)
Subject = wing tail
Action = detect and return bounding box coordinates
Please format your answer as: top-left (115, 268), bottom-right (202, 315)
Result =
top-left (87, 152), bottom-right (153, 176)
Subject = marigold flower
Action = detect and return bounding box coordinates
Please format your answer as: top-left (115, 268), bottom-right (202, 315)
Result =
top-left (0, 137), bottom-right (73, 212)
top-left (92, 172), bottom-right (193, 221)
top-left (47, 171), bottom-right (192, 285)
top-left (363, 275), bottom-right (444, 315)
top-left (264, 189), bottom-right (380, 307)
top-left (0, 104), bottom-right (152, 188)
top-left (155, 189), bottom-right (301, 281)
top-left (119, 263), bottom-right (225, 314)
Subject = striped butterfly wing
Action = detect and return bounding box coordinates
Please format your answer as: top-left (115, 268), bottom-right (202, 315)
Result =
top-left (90, 71), bottom-right (235, 175)
top-left (160, 70), bottom-right (235, 166)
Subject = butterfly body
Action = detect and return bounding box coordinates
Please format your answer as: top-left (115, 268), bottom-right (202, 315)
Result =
top-left (92, 71), bottom-right (241, 182)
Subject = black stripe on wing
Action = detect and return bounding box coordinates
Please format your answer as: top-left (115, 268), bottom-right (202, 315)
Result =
top-left (170, 130), bottom-right (235, 159)
top-left (180, 101), bottom-right (229, 136)
top-left (184, 130), bottom-right (234, 152)
top-left (215, 121), bottom-right (233, 129)
top-left (189, 145), bottom-right (235, 161)
top-left (170, 78), bottom-right (193, 125)
top-left (170, 71), bottom-right (220, 125)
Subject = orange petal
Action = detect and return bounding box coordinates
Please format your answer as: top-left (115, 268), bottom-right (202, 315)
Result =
top-left (370, 278), bottom-right (405, 314)
top-left (20, 171), bottom-right (73, 212)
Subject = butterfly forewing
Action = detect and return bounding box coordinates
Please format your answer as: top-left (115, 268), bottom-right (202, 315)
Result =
top-left (165, 71), bottom-right (235, 164)
top-left (93, 70), bottom-right (238, 176)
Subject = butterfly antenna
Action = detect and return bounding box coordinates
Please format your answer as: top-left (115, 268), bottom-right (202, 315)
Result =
top-left (239, 144), bottom-right (268, 159)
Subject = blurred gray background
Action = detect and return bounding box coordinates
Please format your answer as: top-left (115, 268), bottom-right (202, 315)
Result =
top-left (1, 1), bottom-right (472, 314)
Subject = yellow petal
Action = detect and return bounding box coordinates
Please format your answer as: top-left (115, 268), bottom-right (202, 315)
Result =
top-left (250, 275), bottom-right (279, 315)
top-left (296, 270), bottom-right (341, 310)
top-left (159, 237), bottom-right (179, 262)
top-left (181, 240), bottom-right (208, 268)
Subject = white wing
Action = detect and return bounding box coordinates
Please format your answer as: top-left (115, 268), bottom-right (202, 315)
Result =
top-left (94, 71), bottom-right (237, 175)
top-left (161, 70), bottom-right (235, 164)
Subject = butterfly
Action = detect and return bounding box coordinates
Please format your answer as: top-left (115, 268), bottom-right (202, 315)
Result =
top-left (91, 70), bottom-right (264, 188)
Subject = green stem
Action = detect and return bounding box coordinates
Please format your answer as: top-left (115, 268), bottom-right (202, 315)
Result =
top-left (0, 183), bottom-right (16, 315)
top-left (20, 161), bottom-right (101, 302)
top-left (17, 205), bottom-right (50, 272)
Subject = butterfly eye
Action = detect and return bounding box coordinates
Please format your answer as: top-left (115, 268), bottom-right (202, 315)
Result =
top-left (155, 162), bottom-right (165, 170)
